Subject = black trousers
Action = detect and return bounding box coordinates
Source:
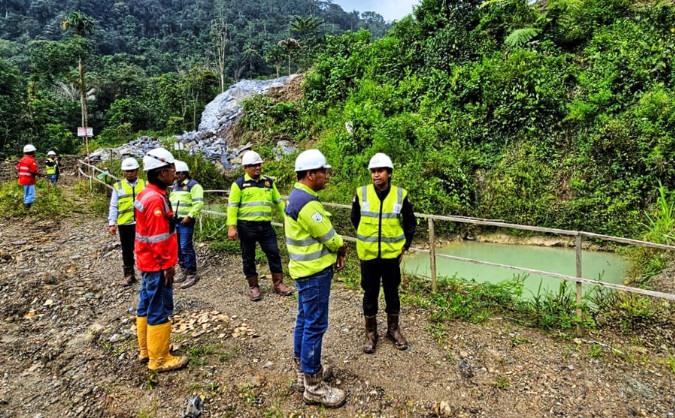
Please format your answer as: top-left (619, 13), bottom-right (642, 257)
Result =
top-left (237, 220), bottom-right (283, 278)
top-left (118, 224), bottom-right (136, 268)
top-left (360, 257), bottom-right (401, 316)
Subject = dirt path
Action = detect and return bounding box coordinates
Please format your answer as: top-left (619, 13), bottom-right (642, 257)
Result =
top-left (0, 179), bottom-right (674, 417)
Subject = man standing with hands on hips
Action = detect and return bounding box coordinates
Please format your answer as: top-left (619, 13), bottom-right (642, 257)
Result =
top-left (134, 148), bottom-right (188, 372)
top-left (285, 149), bottom-right (347, 408)
top-left (227, 150), bottom-right (293, 301)
top-left (352, 153), bottom-right (416, 354)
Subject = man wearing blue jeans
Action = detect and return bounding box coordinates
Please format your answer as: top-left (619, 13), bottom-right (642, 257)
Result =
top-left (169, 160), bottom-right (204, 289)
top-left (285, 149), bottom-right (347, 408)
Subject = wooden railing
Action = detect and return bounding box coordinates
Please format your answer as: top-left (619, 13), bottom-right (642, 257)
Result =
top-left (78, 162), bottom-right (675, 311)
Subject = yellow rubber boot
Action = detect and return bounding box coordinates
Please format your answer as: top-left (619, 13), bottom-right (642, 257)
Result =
top-left (147, 322), bottom-right (189, 372)
top-left (136, 316), bottom-right (149, 363)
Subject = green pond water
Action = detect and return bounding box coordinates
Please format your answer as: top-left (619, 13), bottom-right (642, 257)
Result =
top-left (402, 241), bottom-right (630, 299)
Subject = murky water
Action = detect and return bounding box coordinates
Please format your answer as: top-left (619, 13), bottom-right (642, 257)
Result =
top-left (402, 241), bottom-right (629, 299)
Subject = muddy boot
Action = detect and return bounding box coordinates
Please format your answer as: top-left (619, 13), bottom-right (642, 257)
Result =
top-left (247, 276), bottom-right (262, 301)
top-left (303, 368), bottom-right (346, 408)
top-left (180, 271), bottom-right (199, 289)
top-left (174, 270), bottom-right (186, 284)
top-left (386, 314), bottom-right (408, 350)
top-left (271, 273), bottom-right (293, 296)
top-left (293, 358), bottom-right (334, 392)
top-left (122, 266), bottom-right (136, 287)
top-left (292, 358), bottom-right (305, 392)
top-left (147, 322), bottom-right (189, 373)
top-left (363, 315), bottom-right (378, 354)
top-left (24, 203), bottom-right (32, 211)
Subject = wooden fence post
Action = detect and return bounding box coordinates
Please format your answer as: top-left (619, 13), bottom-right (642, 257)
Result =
top-left (575, 234), bottom-right (583, 320)
top-left (199, 213), bottom-right (203, 233)
top-left (429, 217), bottom-right (437, 293)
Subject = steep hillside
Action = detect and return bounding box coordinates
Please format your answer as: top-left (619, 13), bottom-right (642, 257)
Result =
top-left (237, 0), bottom-right (675, 239)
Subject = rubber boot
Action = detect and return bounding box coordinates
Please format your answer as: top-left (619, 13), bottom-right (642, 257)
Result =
top-left (136, 316), bottom-right (149, 364)
top-left (303, 368), bottom-right (346, 408)
top-left (271, 273), bottom-right (293, 296)
top-left (147, 322), bottom-right (189, 372)
top-left (363, 315), bottom-right (378, 354)
top-left (386, 314), bottom-right (408, 350)
top-left (180, 271), bottom-right (199, 289)
top-left (122, 266), bottom-right (136, 287)
top-left (24, 203), bottom-right (32, 211)
top-left (247, 276), bottom-right (262, 301)
top-left (293, 358), bottom-right (334, 392)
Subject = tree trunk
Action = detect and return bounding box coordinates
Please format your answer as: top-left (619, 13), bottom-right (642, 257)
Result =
top-left (79, 57), bottom-right (92, 185)
top-left (287, 54), bottom-right (291, 76)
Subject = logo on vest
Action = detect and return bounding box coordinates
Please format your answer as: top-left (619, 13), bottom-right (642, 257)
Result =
top-left (153, 208), bottom-right (163, 217)
top-left (362, 201), bottom-right (370, 211)
top-left (265, 180), bottom-right (270, 187)
top-left (393, 203), bottom-right (401, 214)
top-left (311, 212), bottom-right (323, 223)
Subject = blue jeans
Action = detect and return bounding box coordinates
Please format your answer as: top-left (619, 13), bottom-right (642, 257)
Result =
top-left (23, 185), bottom-right (35, 204)
top-left (137, 271), bottom-right (174, 326)
top-left (294, 266), bottom-right (333, 374)
top-left (176, 222), bottom-right (196, 272)
top-left (48, 174), bottom-right (58, 183)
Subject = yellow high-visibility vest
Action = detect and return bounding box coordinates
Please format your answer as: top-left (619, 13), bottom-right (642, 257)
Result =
top-left (284, 183), bottom-right (344, 279)
top-left (227, 173), bottom-right (284, 225)
top-left (355, 184), bottom-right (406, 260)
top-left (114, 179), bottom-right (145, 225)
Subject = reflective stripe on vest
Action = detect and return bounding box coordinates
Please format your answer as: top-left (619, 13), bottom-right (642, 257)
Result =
top-left (236, 177), bottom-right (275, 221)
top-left (114, 179), bottom-right (145, 225)
top-left (284, 185), bottom-right (338, 279)
top-left (135, 232), bottom-right (173, 244)
top-left (356, 185), bottom-right (406, 260)
top-left (134, 188), bottom-right (170, 215)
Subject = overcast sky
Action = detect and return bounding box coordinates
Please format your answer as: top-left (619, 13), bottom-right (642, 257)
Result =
top-left (332, 0), bottom-right (420, 22)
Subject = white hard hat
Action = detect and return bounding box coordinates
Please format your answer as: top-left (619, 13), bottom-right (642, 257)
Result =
top-left (143, 147), bottom-right (175, 172)
top-left (241, 151), bottom-right (263, 166)
top-left (294, 149), bottom-right (331, 172)
top-left (23, 144), bottom-right (37, 153)
top-left (368, 152), bottom-right (394, 170)
top-left (121, 157), bottom-right (140, 170)
top-left (47, 150), bottom-right (56, 156)
top-left (174, 160), bottom-right (189, 173)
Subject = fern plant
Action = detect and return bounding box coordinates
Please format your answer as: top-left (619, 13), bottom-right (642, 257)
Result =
top-left (505, 28), bottom-right (541, 47)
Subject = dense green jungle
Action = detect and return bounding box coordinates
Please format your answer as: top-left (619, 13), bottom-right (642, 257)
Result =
top-left (2, 0), bottom-right (675, 241)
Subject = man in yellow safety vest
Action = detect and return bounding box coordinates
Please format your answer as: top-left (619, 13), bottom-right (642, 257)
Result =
top-left (45, 150), bottom-right (61, 184)
top-left (351, 153), bottom-right (416, 354)
top-left (286, 149), bottom-right (347, 408)
top-left (227, 150), bottom-right (293, 301)
top-left (169, 160), bottom-right (204, 289)
top-left (108, 157), bottom-right (146, 286)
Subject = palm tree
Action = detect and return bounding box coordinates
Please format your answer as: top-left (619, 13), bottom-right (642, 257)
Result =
top-left (265, 45), bottom-right (285, 78)
top-left (61, 11), bottom-right (95, 170)
top-left (277, 38), bottom-right (300, 75)
top-left (289, 15), bottom-right (324, 44)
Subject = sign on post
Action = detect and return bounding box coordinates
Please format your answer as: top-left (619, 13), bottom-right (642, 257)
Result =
top-left (77, 127), bottom-right (93, 137)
